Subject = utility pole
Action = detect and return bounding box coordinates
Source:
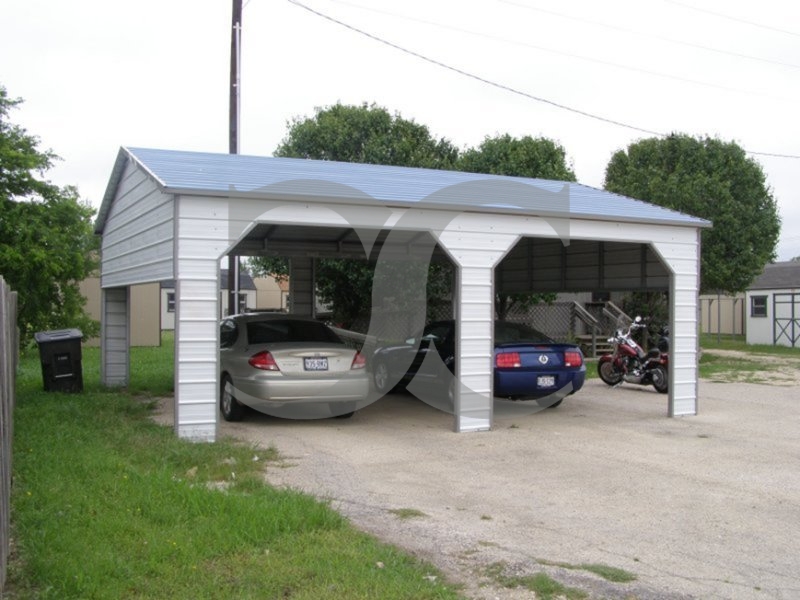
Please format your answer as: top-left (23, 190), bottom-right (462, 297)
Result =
top-left (227, 0), bottom-right (242, 315)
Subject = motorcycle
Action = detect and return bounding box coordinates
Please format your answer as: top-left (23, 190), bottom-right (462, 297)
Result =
top-left (597, 316), bottom-right (669, 394)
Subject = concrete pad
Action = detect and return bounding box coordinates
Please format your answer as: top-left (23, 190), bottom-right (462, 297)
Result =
top-left (198, 378), bottom-right (800, 599)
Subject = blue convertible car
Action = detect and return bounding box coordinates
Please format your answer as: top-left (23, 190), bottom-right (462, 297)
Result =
top-left (372, 320), bottom-right (586, 407)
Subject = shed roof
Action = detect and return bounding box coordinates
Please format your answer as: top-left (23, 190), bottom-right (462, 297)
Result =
top-left (96, 146), bottom-right (711, 234)
top-left (748, 261), bottom-right (800, 290)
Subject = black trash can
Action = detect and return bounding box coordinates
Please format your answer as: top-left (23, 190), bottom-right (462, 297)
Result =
top-left (34, 329), bottom-right (84, 393)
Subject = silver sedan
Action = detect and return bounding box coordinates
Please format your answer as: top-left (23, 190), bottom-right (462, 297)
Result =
top-left (219, 313), bottom-right (369, 421)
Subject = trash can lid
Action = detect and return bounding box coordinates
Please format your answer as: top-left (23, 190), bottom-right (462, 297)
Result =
top-left (34, 329), bottom-right (83, 343)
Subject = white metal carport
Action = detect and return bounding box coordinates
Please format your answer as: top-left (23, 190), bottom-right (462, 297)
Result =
top-left (95, 147), bottom-right (710, 441)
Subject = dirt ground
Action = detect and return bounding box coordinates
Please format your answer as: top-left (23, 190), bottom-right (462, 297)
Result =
top-left (155, 357), bottom-right (800, 600)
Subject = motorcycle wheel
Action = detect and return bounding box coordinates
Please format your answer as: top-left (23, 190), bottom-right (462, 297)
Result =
top-left (598, 360), bottom-right (624, 386)
top-left (651, 365), bottom-right (669, 394)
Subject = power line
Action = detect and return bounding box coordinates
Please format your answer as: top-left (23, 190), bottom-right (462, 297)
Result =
top-left (286, 0), bottom-right (800, 159)
top-left (663, 0), bottom-right (800, 38)
top-left (331, 0), bottom-right (789, 100)
top-left (499, 0), bottom-right (800, 71)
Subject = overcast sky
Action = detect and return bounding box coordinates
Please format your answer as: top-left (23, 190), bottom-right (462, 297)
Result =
top-left (3, 0), bottom-right (799, 260)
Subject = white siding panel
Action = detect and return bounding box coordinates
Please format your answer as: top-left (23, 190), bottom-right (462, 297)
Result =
top-left (745, 291), bottom-right (773, 345)
top-left (655, 233), bottom-right (702, 417)
top-left (174, 196), bottom-right (225, 442)
top-left (101, 161), bottom-right (174, 288)
top-left (101, 288), bottom-right (129, 387)
top-left (442, 224), bottom-right (518, 430)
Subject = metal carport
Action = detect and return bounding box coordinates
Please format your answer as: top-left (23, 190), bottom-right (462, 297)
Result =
top-left (95, 147), bottom-right (710, 441)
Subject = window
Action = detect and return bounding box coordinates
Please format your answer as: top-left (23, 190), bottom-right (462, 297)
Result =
top-left (751, 295), bottom-right (768, 318)
top-left (220, 319), bottom-right (239, 348)
top-left (166, 292), bottom-right (176, 313)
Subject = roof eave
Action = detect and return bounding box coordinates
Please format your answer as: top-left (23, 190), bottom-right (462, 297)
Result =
top-left (161, 185), bottom-right (712, 230)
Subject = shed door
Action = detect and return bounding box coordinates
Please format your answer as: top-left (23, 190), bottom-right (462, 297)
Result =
top-left (773, 293), bottom-right (800, 347)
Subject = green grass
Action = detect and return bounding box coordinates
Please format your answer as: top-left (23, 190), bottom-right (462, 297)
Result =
top-left (8, 335), bottom-right (462, 600)
top-left (537, 559), bottom-right (637, 583)
top-left (700, 333), bottom-right (800, 357)
top-left (484, 563), bottom-right (587, 600)
top-left (388, 508), bottom-right (429, 520)
top-left (699, 333), bottom-right (800, 382)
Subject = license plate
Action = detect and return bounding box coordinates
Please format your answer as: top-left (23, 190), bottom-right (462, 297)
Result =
top-left (537, 375), bottom-right (556, 387)
top-left (304, 357), bottom-right (328, 371)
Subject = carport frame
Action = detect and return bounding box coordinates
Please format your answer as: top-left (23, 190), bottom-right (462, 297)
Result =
top-left (95, 147), bottom-right (709, 441)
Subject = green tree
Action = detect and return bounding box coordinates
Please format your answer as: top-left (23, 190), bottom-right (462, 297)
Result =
top-left (604, 134), bottom-right (780, 294)
top-left (457, 134), bottom-right (576, 181)
top-left (0, 85), bottom-right (99, 342)
top-left (275, 102), bottom-right (459, 168)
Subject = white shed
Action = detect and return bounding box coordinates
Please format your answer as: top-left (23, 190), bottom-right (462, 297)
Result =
top-left (95, 147), bottom-right (710, 441)
top-left (745, 261), bottom-right (800, 347)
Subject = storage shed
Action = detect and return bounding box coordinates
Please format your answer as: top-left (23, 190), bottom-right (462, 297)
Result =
top-left (745, 261), bottom-right (800, 347)
top-left (96, 147), bottom-right (710, 441)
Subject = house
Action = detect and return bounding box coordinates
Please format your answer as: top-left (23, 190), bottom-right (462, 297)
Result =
top-left (745, 261), bottom-right (800, 347)
top-left (160, 269), bottom-right (259, 330)
top-left (79, 277), bottom-right (160, 346)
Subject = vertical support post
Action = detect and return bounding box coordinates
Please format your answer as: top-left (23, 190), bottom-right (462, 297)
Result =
top-left (440, 228), bottom-right (519, 432)
top-left (289, 257), bottom-right (315, 317)
top-left (174, 265), bottom-right (219, 442)
top-left (453, 264), bottom-right (496, 432)
top-left (101, 287), bottom-right (130, 387)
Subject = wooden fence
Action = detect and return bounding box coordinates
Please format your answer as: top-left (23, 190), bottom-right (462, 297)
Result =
top-left (0, 276), bottom-right (19, 594)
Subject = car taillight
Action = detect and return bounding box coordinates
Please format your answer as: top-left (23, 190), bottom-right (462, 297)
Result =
top-left (249, 351), bottom-right (280, 371)
top-left (351, 352), bottom-right (367, 370)
top-left (564, 350), bottom-right (583, 367)
top-left (496, 352), bottom-right (521, 368)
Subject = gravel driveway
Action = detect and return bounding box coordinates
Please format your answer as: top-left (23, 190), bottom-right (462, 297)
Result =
top-left (164, 375), bottom-right (800, 599)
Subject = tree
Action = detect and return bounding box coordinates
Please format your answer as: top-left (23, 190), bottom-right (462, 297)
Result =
top-left (275, 102), bottom-right (458, 168)
top-left (457, 134), bottom-right (577, 181)
top-left (0, 85), bottom-right (99, 342)
top-left (604, 134), bottom-right (780, 294)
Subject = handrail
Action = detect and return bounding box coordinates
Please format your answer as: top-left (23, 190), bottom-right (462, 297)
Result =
top-left (571, 301), bottom-right (600, 356)
top-left (603, 301), bottom-right (631, 325)
top-left (572, 301), bottom-right (600, 329)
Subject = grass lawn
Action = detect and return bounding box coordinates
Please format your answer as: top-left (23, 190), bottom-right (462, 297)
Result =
top-left (699, 333), bottom-right (800, 382)
top-left (7, 336), bottom-right (462, 599)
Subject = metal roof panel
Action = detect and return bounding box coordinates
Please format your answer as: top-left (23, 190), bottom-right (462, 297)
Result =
top-left (96, 147), bottom-right (711, 233)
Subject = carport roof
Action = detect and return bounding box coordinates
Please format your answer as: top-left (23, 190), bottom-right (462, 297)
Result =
top-left (96, 146), bottom-right (711, 233)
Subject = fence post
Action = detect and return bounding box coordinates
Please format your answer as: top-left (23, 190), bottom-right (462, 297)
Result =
top-left (0, 276), bottom-right (19, 594)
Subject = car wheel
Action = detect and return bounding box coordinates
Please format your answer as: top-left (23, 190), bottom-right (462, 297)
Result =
top-left (220, 374), bottom-right (246, 422)
top-left (373, 361), bottom-right (391, 394)
top-left (651, 365), bottom-right (669, 394)
top-left (598, 360), bottom-right (624, 386)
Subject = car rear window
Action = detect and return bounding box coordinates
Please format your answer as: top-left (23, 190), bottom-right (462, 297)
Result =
top-left (246, 319), bottom-right (343, 345)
